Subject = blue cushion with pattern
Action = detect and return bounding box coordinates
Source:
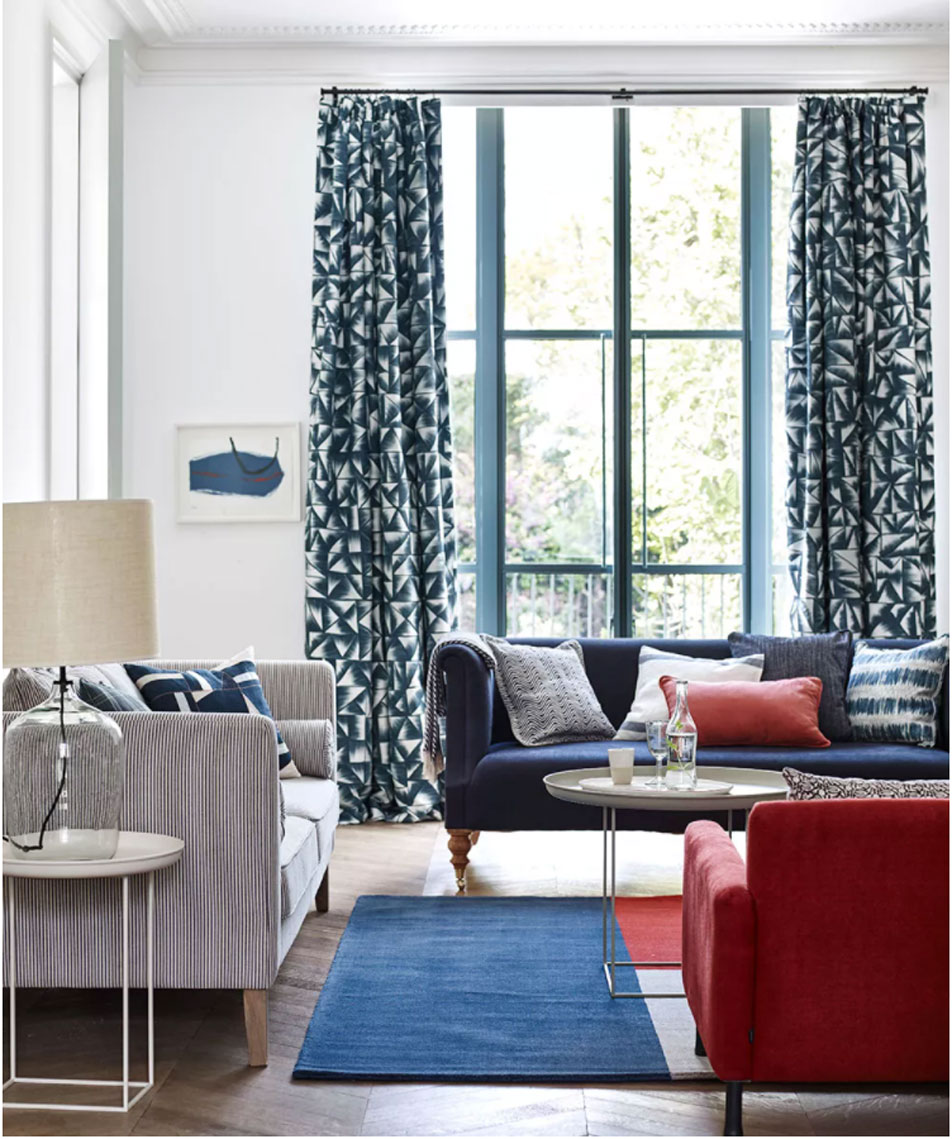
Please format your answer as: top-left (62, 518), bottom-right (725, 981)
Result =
top-left (124, 657), bottom-right (293, 769)
top-left (847, 636), bottom-right (949, 748)
top-left (76, 678), bottom-right (145, 713)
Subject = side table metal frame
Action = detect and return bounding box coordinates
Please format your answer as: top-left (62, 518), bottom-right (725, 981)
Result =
top-left (601, 805), bottom-right (744, 999)
top-left (4, 872), bottom-right (155, 1112)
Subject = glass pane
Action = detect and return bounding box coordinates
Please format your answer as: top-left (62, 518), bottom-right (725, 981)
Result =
top-left (504, 108), bottom-right (613, 330)
top-left (442, 107), bottom-right (476, 331)
top-left (772, 571), bottom-right (794, 636)
top-left (633, 573), bottom-right (742, 639)
top-left (630, 108), bottom-right (742, 330)
top-left (770, 338), bottom-right (787, 569)
top-left (457, 570), bottom-right (477, 633)
top-left (638, 339), bottom-right (743, 565)
top-left (770, 105), bottom-right (798, 331)
top-left (506, 338), bottom-right (611, 563)
top-left (447, 339), bottom-right (476, 565)
top-left (507, 572), bottom-right (612, 639)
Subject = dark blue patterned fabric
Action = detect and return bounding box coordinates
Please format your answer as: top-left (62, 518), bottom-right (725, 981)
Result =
top-left (76, 678), bottom-right (144, 713)
top-left (785, 95), bottom-right (934, 637)
top-left (124, 659), bottom-right (292, 769)
top-left (305, 95), bottom-right (457, 824)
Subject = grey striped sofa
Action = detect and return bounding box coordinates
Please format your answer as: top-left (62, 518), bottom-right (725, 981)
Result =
top-left (2, 658), bottom-right (338, 1067)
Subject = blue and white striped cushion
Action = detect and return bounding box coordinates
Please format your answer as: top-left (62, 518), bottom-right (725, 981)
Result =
top-left (125, 656), bottom-right (294, 770)
top-left (846, 636), bottom-right (949, 748)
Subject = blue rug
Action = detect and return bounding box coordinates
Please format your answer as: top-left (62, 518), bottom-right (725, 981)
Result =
top-left (293, 896), bottom-right (683, 1082)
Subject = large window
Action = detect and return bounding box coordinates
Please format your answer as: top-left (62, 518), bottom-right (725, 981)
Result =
top-left (444, 103), bottom-right (797, 638)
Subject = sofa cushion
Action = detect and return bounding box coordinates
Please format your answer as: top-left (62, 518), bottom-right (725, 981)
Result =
top-left (281, 777), bottom-right (340, 863)
top-left (728, 630), bottom-right (853, 742)
top-left (783, 767), bottom-right (949, 801)
top-left (617, 646), bottom-right (764, 740)
top-left (3, 663), bottom-right (149, 712)
top-left (485, 637), bottom-right (614, 747)
top-left (280, 815), bottom-right (320, 919)
top-left (847, 636), bottom-right (949, 748)
top-left (465, 739), bottom-right (951, 833)
top-left (659, 675), bottom-right (830, 748)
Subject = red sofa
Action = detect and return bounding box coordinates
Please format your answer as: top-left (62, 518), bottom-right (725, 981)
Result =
top-left (682, 799), bottom-right (949, 1135)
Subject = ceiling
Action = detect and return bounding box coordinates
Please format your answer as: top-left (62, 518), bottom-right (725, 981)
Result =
top-left (127, 0), bottom-right (950, 45)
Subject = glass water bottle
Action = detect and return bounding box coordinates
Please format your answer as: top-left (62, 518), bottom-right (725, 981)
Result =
top-left (665, 679), bottom-right (698, 790)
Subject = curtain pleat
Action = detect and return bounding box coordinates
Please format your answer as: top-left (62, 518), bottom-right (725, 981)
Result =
top-left (306, 95), bottom-right (457, 823)
top-left (785, 95), bottom-right (934, 637)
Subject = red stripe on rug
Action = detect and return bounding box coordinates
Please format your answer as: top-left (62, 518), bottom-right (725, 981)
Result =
top-left (614, 896), bottom-right (682, 968)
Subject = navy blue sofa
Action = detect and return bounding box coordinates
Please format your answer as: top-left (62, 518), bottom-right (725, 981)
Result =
top-left (441, 637), bottom-right (949, 888)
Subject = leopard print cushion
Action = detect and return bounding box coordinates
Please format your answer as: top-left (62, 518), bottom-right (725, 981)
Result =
top-left (783, 766), bottom-right (949, 801)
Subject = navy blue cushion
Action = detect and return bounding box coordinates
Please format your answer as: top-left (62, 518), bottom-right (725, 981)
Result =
top-left (76, 678), bottom-right (144, 713)
top-left (124, 658), bottom-right (292, 769)
top-left (465, 740), bottom-right (951, 834)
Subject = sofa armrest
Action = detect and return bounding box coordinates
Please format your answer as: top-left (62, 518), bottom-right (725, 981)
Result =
top-left (682, 820), bottom-right (756, 1082)
top-left (440, 645), bottom-right (494, 827)
top-left (3, 711), bottom-right (281, 990)
top-left (278, 718), bottom-right (336, 779)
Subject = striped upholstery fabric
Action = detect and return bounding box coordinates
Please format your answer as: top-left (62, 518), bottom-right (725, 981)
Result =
top-left (278, 719), bottom-right (337, 779)
top-left (3, 659), bottom-right (338, 991)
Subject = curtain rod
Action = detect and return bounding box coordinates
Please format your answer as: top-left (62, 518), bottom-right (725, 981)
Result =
top-left (321, 85), bottom-right (928, 98)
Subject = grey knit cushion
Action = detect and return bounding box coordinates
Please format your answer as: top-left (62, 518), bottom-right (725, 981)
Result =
top-left (783, 767), bottom-right (949, 801)
top-left (728, 630), bottom-right (853, 742)
top-left (484, 637), bottom-right (615, 747)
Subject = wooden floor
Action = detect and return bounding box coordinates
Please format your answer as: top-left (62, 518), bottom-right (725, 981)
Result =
top-left (3, 822), bottom-right (948, 1137)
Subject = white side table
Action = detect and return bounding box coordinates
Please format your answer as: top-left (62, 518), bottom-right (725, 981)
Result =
top-left (3, 831), bottom-right (184, 1113)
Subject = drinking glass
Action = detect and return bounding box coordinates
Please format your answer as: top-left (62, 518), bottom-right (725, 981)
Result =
top-left (644, 721), bottom-right (667, 788)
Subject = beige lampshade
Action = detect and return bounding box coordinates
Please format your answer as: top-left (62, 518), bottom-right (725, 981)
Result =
top-left (3, 500), bottom-right (159, 668)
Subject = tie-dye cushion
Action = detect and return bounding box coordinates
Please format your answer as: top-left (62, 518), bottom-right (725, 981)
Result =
top-left (846, 636), bottom-right (949, 748)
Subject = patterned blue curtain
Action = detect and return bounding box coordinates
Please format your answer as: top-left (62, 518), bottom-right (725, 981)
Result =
top-left (786, 95), bottom-right (934, 637)
top-left (306, 95), bottom-right (457, 823)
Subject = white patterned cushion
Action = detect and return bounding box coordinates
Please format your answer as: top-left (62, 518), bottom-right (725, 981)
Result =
top-left (485, 638), bottom-right (614, 748)
top-left (783, 767), bottom-right (949, 801)
top-left (615, 646), bottom-right (764, 740)
top-left (846, 636), bottom-right (949, 748)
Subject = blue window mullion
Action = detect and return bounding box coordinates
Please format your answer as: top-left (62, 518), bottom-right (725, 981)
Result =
top-left (741, 108), bottom-right (773, 634)
top-left (613, 107), bottom-right (633, 638)
top-left (474, 108), bottom-right (506, 635)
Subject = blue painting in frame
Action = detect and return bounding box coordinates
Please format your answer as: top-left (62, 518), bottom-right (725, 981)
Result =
top-left (177, 423), bottom-right (302, 522)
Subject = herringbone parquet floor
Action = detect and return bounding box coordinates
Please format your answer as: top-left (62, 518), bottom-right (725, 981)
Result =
top-left (3, 822), bottom-right (948, 1137)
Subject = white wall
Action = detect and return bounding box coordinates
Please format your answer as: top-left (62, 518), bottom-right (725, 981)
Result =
top-left (123, 84), bottom-right (315, 658)
top-left (123, 53), bottom-right (950, 658)
top-left (3, 0), bottom-right (52, 501)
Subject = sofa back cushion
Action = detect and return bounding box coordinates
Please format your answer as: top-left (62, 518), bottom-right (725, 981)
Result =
top-left (492, 638), bottom-right (732, 742)
top-left (490, 637), bottom-right (950, 751)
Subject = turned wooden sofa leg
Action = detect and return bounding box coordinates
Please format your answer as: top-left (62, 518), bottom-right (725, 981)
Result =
top-left (243, 988), bottom-right (269, 1067)
top-left (447, 829), bottom-right (474, 894)
top-left (316, 867), bottom-right (330, 913)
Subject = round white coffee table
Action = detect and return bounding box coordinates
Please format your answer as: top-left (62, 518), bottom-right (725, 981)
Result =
top-left (3, 832), bottom-right (184, 1113)
top-left (543, 765), bottom-right (787, 998)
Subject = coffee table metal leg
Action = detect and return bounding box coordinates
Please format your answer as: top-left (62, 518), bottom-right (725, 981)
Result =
top-left (601, 804), bottom-right (685, 1000)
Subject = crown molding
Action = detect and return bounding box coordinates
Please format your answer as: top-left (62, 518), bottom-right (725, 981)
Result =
top-left (172, 20), bottom-right (950, 47)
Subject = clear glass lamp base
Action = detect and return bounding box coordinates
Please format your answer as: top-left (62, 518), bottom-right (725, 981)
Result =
top-left (3, 679), bottom-right (124, 861)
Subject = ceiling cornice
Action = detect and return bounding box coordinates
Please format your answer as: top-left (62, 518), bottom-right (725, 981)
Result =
top-left (112, 10), bottom-right (950, 48)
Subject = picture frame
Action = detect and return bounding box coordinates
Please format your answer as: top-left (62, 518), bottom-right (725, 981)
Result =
top-left (176, 423), bottom-right (303, 523)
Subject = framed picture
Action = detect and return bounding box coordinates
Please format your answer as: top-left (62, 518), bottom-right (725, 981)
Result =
top-left (176, 423), bottom-right (302, 523)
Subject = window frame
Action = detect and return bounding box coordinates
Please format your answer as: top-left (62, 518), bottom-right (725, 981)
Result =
top-left (451, 105), bottom-right (784, 637)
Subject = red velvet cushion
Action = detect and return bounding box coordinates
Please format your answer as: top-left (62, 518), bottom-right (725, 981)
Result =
top-left (659, 675), bottom-right (830, 747)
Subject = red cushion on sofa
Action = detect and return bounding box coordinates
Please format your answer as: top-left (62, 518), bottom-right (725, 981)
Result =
top-left (658, 675), bottom-right (830, 747)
